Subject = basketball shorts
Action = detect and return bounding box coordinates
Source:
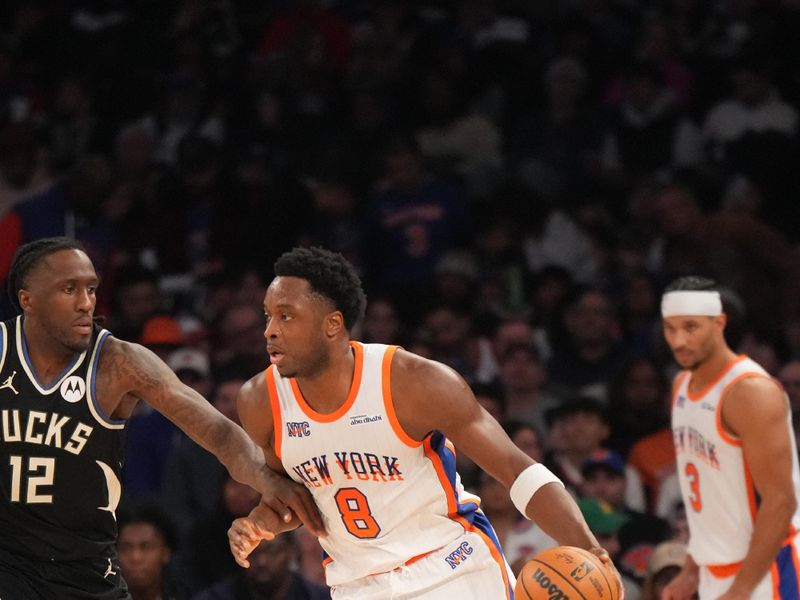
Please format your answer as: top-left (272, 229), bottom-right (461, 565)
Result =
top-left (699, 534), bottom-right (800, 599)
top-left (329, 530), bottom-right (516, 599)
top-left (0, 546), bottom-right (130, 600)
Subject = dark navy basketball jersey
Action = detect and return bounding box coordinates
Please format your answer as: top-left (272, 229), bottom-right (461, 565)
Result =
top-left (0, 316), bottom-right (126, 561)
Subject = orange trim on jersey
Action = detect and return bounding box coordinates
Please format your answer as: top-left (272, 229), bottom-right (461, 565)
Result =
top-left (422, 436), bottom-right (511, 599)
top-left (423, 436), bottom-right (459, 515)
top-left (456, 515), bottom-right (512, 600)
top-left (671, 371), bottom-right (690, 407)
top-left (771, 562), bottom-right (780, 598)
top-left (290, 341), bottom-right (364, 423)
top-left (322, 556), bottom-right (333, 569)
top-left (707, 561), bottom-right (742, 578)
top-left (787, 525), bottom-right (798, 542)
top-left (404, 548), bottom-right (435, 567)
top-left (266, 366), bottom-right (283, 460)
top-left (790, 538), bottom-right (800, 599)
top-left (686, 355), bottom-right (748, 401)
top-left (381, 345), bottom-right (422, 448)
top-left (354, 547), bottom-right (440, 578)
top-left (715, 372), bottom-right (771, 446)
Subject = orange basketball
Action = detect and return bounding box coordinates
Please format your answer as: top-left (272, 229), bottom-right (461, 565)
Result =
top-left (515, 546), bottom-right (621, 600)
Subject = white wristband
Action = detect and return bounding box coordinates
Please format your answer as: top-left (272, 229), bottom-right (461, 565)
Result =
top-left (510, 463), bottom-right (564, 518)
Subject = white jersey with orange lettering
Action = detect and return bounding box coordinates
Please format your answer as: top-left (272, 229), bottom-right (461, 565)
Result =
top-left (268, 342), bottom-right (513, 595)
top-left (671, 355), bottom-right (800, 569)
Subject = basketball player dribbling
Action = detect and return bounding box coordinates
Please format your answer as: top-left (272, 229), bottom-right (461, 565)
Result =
top-left (226, 246), bottom-right (622, 599)
top-left (0, 238), bottom-right (323, 600)
top-left (661, 276), bottom-right (800, 600)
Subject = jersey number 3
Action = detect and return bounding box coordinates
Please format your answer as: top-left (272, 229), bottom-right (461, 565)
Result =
top-left (685, 462), bottom-right (702, 512)
top-left (334, 487), bottom-right (381, 539)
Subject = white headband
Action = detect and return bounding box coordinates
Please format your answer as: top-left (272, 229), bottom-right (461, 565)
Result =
top-left (661, 291), bottom-right (722, 317)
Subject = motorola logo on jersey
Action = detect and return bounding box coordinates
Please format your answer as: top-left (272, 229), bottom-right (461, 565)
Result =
top-left (60, 376), bottom-right (86, 403)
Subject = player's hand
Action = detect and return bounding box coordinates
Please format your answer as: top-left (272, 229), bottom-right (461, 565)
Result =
top-left (661, 566), bottom-right (699, 600)
top-left (228, 516), bottom-right (274, 568)
top-left (588, 547), bottom-right (625, 600)
top-left (251, 498), bottom-right (302, 535)
top-left (256, 466), bottom-right (326, 537)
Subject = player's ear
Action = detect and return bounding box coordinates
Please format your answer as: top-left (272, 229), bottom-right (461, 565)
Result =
top-left (18, 288), bottom-right (33, 312)
top-left (326, 311), bottom-right (344, 338)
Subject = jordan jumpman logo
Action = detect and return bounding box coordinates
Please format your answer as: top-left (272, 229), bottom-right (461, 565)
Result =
top-left (104, 558), bottom-right (117, 579)
top-left (0, 371), bottom-right (18, 395)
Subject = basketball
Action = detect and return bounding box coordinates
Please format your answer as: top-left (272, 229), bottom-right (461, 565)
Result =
top-left (515, 546), bottom-right (621, 600)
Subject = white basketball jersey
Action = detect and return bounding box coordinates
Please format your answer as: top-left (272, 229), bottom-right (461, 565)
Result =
top-left (672, 356), bottom-right (800, 566)
top-left (268, 342), bottom-right (503, 586)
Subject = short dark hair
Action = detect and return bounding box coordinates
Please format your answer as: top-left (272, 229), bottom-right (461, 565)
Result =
top-left (7, 237), bottom-right (86, 312)
top-left (545, 397), bottom-right (608, 428)
top-left (117, 503), bottom-right (179, 551)
top-left (664, 276), bottom-right (717, 293)
top-left (274, 247), bottom-right (367, 331)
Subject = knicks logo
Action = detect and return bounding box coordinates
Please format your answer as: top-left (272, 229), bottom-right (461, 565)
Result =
top-left (60, 376), bottom-right (86, 403)
top-left (286, 421), bottom-right (311, 437)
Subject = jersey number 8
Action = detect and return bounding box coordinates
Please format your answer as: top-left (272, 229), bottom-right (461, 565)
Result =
top-left (334, 487), bottom-right (381, 539)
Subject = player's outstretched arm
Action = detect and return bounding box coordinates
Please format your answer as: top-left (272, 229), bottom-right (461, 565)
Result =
top-left (392, 351), bottom-right (624, 595)
top-left (236, 371), bottom-right (324, 536)
top-left (390, 350), bottom-right (601, 550)
top-left (719, 376), bottom-right (798, 599)
top-left (100, 338), bottom-right (325, 536)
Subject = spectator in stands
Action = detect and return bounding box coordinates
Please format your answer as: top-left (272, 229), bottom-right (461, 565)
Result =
top-left (106, 265), bottom-right (161, 343)
top-left (543, 397), bottom-right (613, 497)
top-left (606, 356), bottom-right (671, 456)
top-left (496, 342), bottom-right (558, 434)
top-left (702, 53), bottom-right (799, 231)
top-left (361, 134), bottom-right (470, 320)
top-left (600, 60), bottom-right (701, 185)
top-left (778, 360), bottom-right (800, 452)
top-left (640, 540), bottom-right (688, 600)
top-left (162, 368), bottom-right (244, 544)
top-left (212, 303), bottom-right (269, 375)
top-left (122, 316), bottom-right (187, 501)
top-left (547, 286), bottom-right (627, 401)
top-left (184, 476), bottom-right (262, 594)
top-left (117, 504), bottom-right (188, 600)
top-left (192, 532), bottom-right (330, 600)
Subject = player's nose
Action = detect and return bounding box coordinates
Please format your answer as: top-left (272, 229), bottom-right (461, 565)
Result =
top-left (75, 288), bottom-right (93, 312)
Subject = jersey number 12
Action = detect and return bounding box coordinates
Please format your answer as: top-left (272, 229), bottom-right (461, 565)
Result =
top-left (9, 456), bottom-right (54, 504)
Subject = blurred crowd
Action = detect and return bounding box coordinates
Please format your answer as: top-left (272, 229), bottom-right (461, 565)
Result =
top-left (3, 0), bottom-right (800, 598)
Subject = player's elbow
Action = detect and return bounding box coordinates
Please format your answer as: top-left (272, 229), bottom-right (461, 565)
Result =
top-left (768, 487), bottom-right (798, 523)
